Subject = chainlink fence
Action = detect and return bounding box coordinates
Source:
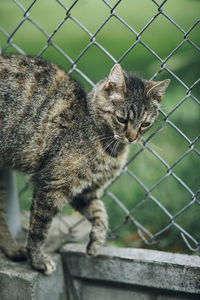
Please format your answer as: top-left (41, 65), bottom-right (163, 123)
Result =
top-left (0, 0), bottom-right (199, 254)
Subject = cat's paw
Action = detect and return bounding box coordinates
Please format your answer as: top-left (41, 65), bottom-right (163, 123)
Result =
top-left (30, 255), bottom-right (56, 275)
top-left (86, 240), bottom-right (102, 257)
top-left (43, 257), bottom-right (56, 275)
top-left (86, 226), bottom-right (106, 257)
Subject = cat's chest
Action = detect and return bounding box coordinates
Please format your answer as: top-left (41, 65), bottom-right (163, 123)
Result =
top-left (72, 146), bottom-right (129, 195)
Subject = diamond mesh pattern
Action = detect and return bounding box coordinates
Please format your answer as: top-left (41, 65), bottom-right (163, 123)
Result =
top-left (0, 0), bottom-right (199, 253)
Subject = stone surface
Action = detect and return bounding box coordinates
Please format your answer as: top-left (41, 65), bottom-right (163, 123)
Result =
top-left (61, 243), bottom-right (200, 300)
top-left (0, 212), bottom-right (89, 300)
top-left (0, 252), bottom-right (67, 300)
top-left (1, 242), bottom-right (200, 300)
top-left (67, 279), bottom-right (199, 300)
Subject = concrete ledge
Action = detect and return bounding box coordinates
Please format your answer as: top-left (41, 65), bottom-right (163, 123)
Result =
top-left (1, 243), bottom-right (200, 300)
top-left (61, 243), bottom-right (200, 299)
top-left (0, 253), bottom-right (67, 300)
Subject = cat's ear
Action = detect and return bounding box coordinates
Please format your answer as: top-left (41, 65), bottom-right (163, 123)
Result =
top-left (145, 79), bottom-right (170, 101)
top-left (105, 64), bottom-right (126, 92)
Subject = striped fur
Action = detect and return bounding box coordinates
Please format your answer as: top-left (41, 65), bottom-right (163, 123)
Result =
top-left (0, 55), bottom-right (169, 274)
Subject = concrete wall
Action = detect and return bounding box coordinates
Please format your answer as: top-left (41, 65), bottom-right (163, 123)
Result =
top-left (0, 253), bottom-right (67, 300)
top-left (61, 244), bottom-right (200, 300)
top-left (1, 243), bottom-right (200, 300)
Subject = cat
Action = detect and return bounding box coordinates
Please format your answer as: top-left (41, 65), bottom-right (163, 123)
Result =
top-left (0, 53), bottom-right (170, 274)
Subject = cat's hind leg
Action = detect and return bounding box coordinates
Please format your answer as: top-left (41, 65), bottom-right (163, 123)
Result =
top-left (0, 172), bottom-right (27, 261)
top-left (72, 195), bottom-right (108, 257)
top-left (26, 185), bottom-right (60, 274)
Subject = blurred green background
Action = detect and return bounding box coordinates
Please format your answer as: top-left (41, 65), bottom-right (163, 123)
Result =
top-left (0, 0), bottom-right (199, 254)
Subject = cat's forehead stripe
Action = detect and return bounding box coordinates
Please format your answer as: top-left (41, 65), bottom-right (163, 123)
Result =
top-left (131, 104), bottom-right (137, 119)
top-left (142, 110), bottom-right (148, 121)
top-left (129, 109), bottom-right (134, 120)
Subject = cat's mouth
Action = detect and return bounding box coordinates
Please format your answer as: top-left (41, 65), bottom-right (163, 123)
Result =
top-left (114, 134), bottom-right (141, 144)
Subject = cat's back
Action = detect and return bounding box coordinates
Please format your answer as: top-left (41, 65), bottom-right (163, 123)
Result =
top-left (0, 53), bottom-right (71, 109)
top-left (0, 54), bottom-right (87, 171)
top-left (0, 54), bottom-right (87, 131)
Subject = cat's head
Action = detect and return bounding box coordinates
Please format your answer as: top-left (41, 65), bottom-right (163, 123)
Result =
top-left (89, 64), bottom-right (170, 144)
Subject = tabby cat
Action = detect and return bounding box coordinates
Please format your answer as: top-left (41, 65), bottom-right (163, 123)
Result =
top-left (0, 54), bottom-right (170, 274)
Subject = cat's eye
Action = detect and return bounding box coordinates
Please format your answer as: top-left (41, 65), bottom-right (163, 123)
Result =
top-left (116, 116), bottom-right (127, 124)
top-left (141, 122), bottom-right (151, 128)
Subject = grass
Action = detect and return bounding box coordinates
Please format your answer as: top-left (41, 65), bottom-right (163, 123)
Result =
top-left (0, 0), bottom-right (199, 254)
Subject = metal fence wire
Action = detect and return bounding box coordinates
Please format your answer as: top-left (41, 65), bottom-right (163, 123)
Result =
top-left (0, 0), bottom-right (199, 253)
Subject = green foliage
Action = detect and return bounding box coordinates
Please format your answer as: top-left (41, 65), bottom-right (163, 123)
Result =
top-left (0, 0), bottom-right (199, 253)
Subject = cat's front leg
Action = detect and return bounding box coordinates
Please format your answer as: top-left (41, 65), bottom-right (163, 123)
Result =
top-left (72, 197), bottom-right (108, 257)
top-left (83, 199), bottom-right (108, 256)
top-left (26, 185), bottom-right (60, 275)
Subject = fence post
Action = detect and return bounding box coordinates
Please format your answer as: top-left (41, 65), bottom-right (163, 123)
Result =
top-left (0, 168), bottom-right (22, 238)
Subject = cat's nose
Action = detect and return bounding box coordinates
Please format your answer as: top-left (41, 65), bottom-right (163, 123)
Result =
top-left (127, 135), bottom-right (136, 143)
top-left (126, 130), bottom-right (138, 143)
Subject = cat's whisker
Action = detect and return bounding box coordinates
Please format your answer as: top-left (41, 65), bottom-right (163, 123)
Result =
top-left (84, 138), bottom-right (116, 168)
top-left (73, 145), bottom-right (106, 174)
top-left (145, 141), bottom-right (163, 152)
top-left (110, 140), bottom-right (117, 157)
top-left (69, 137), bottom-right (112, 172)
top-left (139, 136), bottom-right (162, 152)
top-left (103, 138), bottom-right (115, 152)
top-left (69, 148), bottom-right (97, 169)
top-left (97, 135), bottom-right (114, 142)
top-left (133, 141), bottom-right (143, 152)
top-left (78, 136), bottom-right (116, 166)
top-left (67, 136), bottom-right (113, 172)
top-left (113, 140), bottom-right (119, 157)
top-left (91, 134), bottom-right (114, 143)
top-left (112, 141), bottom-right (119, 157)
top-left (92, 134), bottom-right (107, 139)
top-left (138, 141), bottom-right (144, 148)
